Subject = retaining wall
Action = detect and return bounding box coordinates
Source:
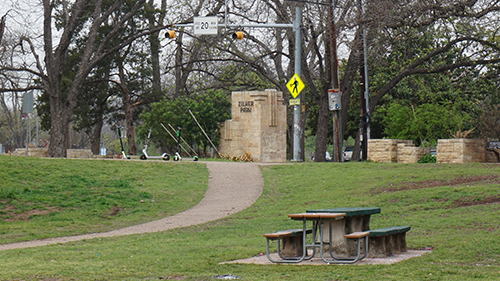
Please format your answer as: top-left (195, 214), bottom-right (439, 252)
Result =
top-left (369, 138), bottom-right (494, 164)
top-left (367, 139), bottom-right (413, 163)
top-left (437, 139), bottom-right (486, 163)
top-left (10, 148), bottom-right (94, 158)
top-left (396, 143), bottom-right (430, 163)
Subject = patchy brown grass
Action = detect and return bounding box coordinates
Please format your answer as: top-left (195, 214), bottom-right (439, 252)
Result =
top-left (103, 206), bottom-right (125, 218)
top-left (452, 196), bottom-right (500, 208)
top-left (159, 275), bottom-right (187, 280)
top-left (1, 205), bottom-right (61, 222)
top-left (372, 174), bottom-right (500, 194)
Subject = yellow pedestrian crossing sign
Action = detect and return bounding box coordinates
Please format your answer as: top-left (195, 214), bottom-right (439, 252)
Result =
top-left (287, 74), bottom-right (304, 99)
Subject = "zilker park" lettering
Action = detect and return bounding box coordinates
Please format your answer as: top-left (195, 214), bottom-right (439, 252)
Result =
top-left (238, 101), bottom-right (254, 113)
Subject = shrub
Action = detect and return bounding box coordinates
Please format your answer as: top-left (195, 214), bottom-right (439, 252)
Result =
top-left (418, 153), bottom-right (437, 163)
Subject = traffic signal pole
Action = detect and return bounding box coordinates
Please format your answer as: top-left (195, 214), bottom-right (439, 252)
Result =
top-left (292, 6), bottom-right (302, 161)
top-left (168, 6), bottom-right (303, 161)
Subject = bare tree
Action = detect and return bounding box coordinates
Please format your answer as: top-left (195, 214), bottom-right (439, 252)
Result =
top-left (0, 0), bottom-right (152, 157)
top-left (364, 0), bottom-right (500, 114)
top-left (151, 0), bottom-right (500, 163)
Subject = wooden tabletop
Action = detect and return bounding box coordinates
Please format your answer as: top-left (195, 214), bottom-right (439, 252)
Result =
top-left (306, 207), bottom-right (381, 217)
top-left (288, 212), bottom-right (346, 220)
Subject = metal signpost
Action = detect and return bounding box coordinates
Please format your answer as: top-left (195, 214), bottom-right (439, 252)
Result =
top-left (286, 70), bottom-right (304, 161)
top-left (328, 89), bottom-right (341, 161)
top-left (22, 92), bottom-right (34, 156)
top-left (360, 0), bottom-right (370, 160)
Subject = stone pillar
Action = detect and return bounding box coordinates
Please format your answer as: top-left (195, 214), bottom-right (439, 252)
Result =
top-left (437, 139), bottom-right (486, 163)
top-left (367, 139), bottom-right (413, 163)
top-left (219, 89), bottom-right (286, 162)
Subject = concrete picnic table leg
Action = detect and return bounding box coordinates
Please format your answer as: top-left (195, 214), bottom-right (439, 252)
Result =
top-left (319, 218), bottom-right (348, 256)
top-left (281, 236), bottom-right (304, 257)
top-left (280, 219), bottom-right (313, 262)
top-left (344, 215), bottom-right (371, 256)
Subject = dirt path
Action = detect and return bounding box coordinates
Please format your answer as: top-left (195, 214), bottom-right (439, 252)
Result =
top-left (0, 162), bottom-right (263, 251)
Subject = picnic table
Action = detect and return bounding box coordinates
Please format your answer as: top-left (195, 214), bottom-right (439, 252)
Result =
top-left (306, 207), bottom-right (381, 256)
top-left (287, 212), bottom-right (369, 263)
top-left (263, 213), bottom-right (347, 263)
top-left (263, 207), bottom-right (409, 263)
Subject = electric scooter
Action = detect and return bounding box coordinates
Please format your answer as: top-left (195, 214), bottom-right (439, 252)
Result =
top-left (140, 129), bottom-right (170, 161)
top-left (173, 127), bottom-right (182, 161)
top-left (160, 123), bottom-right (199, 161)
top-left (113, 126), bottom-right (130, 159)
top-left (170, 125), bottom-right (198, 161)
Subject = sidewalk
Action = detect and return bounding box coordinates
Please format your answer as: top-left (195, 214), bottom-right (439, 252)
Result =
top-left (0, 161), bottom-right (263, 251)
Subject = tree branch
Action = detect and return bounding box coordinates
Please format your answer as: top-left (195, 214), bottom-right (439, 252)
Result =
top-left (369, 35), bottom-right (500, 112)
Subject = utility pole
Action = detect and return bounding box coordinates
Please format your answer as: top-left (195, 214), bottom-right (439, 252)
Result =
top-left (359, 0), bottom-right (370, 160)
top-left (328, 0), bottom-right (341, 162)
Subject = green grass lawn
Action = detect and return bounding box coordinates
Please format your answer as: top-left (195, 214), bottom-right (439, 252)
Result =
top-left (0, 155), bottom-right (209, 244)
top-left (1, 155), bottom-right (499, 280)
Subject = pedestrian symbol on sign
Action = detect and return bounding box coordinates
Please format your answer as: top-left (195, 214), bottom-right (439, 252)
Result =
top-left (291, 77), bottom-right (299, 93)
top-left (286, 74), bottom-right (304, 99)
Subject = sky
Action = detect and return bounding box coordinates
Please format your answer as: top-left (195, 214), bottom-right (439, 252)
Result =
top-left (1, 1), bottom-right (44, 39)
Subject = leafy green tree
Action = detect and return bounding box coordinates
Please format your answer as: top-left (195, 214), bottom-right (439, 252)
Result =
top-left (381, 103), bottom-right (412, 140)
top-left (472, 65), bottom-right (500, 140)
top-left (139, 90), bottom-right (230, 157)
top-left (383, 103), bottom-right (470, 145)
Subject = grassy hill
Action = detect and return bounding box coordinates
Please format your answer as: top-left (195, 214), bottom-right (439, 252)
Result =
top-left (0, 155), bottom-right (209, 243)
top-left (0, 155), bottom-right (499, 280)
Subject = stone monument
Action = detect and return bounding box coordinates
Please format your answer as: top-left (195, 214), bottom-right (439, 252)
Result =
top-left (219, 89), bottom-right (287, 162)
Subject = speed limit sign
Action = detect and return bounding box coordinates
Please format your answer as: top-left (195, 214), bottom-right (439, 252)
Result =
top-left (194, 17), bottom-right (218, 35)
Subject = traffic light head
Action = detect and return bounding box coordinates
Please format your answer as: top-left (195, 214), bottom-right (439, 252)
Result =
top-left (232, 31), bottom-right (244, 40)
top-left (166, 30), bottom-right (176, 39)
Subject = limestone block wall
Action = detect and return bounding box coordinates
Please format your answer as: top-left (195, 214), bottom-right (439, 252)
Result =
top-left (67, 149), bottom-right (94, 158)
top-left (367, 139), bottom-right (413, 163)
top-left (219, 89), bottom-right (286, 162)
top-left (437, 139), bottom-right (486, 163)
top-left (396, 143), bottom-right (429, 163)
top-left (11, 148), bottom-right (94, 158)
top-left (486, 150), bottom-right (499, 162)
top-left (486, 151), bottom-right (497, 162)
top-left (11, 148), bottom-right (48, 157)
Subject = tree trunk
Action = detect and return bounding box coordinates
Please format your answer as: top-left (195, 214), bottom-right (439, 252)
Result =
top-left (125, 109), bottom-right (136, 155)
top-left (300, 108), bottom-right (309, 161)
top-left (118, 63), bottom-right (137, 155)
top-left (41, 0), bottom-right (147, 157)
top-left (174, 33), bottom-right (184, 97)
top-left (352, 130), bottom-right (362, 161)
top-left (47, 98), bottom-right (70, 157)
top-left (90, 119), bottom-right (103, 155)
top-left (314, 92), bottom-right (330, 162)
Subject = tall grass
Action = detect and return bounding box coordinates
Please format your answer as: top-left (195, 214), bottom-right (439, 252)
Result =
top-left (0, 157), bottom-right (499, 280)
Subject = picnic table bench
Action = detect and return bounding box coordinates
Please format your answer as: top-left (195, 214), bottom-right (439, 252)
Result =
top-left (369, 226), bottom-right (411, 257)
top-left (263, 228), bottom-right (313, 262)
